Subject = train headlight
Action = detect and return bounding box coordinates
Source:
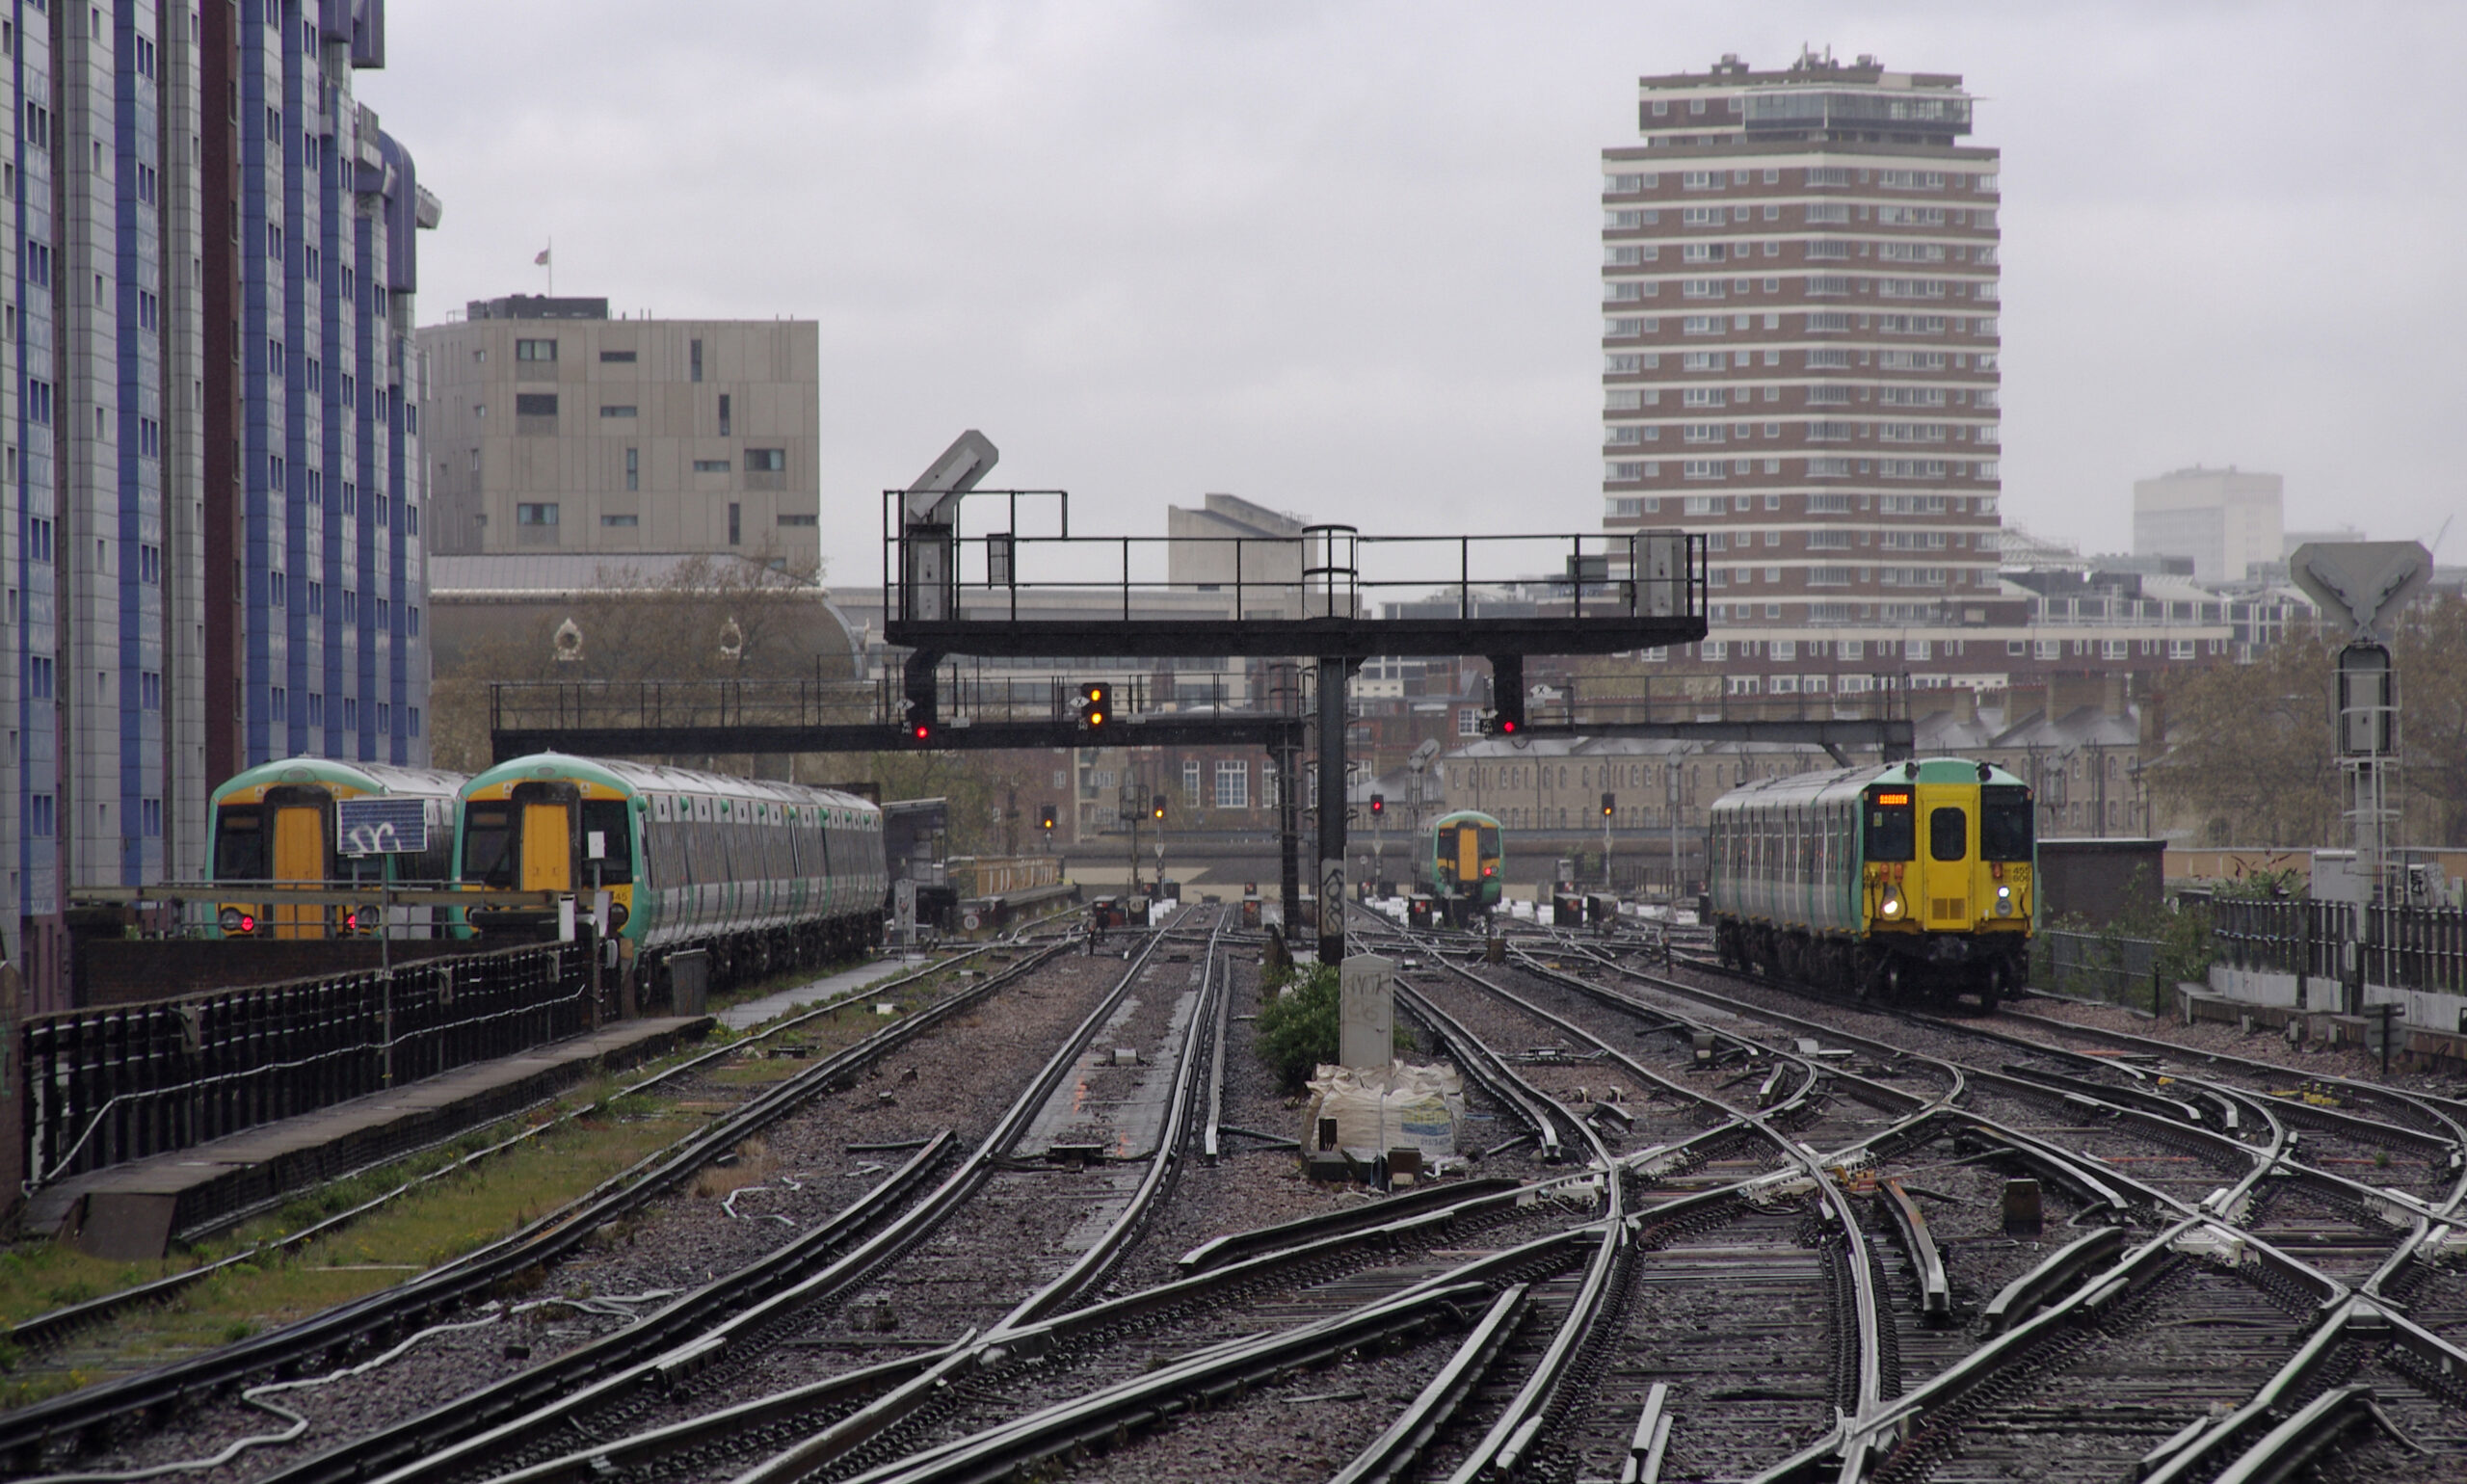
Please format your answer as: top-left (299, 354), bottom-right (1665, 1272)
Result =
top-left (219, 907), bottom-right (245, 935)
top-left (1996, 885), bottom-right (2014, 917)
top-left (1880, 891), bottom-right (1903, 920)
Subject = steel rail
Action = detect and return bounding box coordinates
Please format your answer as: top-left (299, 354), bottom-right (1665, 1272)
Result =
top-left (2, 942), bottom-right (998, 1359)
top-left (1327, 1285), bottom-right (1532, 1484)
top-left (332, 915), bottom-right (1194, 1484)
top-left (820, 1225), bottom-right (1614, 1484)
top-left (991, 912), bottom-right (1227, 1335)
top-left (0, 941), bottom-right (1048, 1466)
top-left (1572, 940), bottom-right (2467, 1483)
top-left (1392, 982), bottom-right (1567, 1165)
top-left (1418, 954), bottom-right (1908, 1477)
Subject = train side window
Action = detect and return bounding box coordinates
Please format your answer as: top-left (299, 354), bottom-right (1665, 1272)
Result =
top-left (1864, 791), bottom-right (1914, 861)
top-left (581, 800), bottom-right (634, 884)
top-left (1929, 807), bottom-right (1968, 862)
top-left (213, 808), bottom-right (267, 880)
top-left (1980, 786), bottom-right (2034, 861)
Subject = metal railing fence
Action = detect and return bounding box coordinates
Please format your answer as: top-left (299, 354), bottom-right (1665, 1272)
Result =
top-left (22, 941), bottom-right (585, 1188)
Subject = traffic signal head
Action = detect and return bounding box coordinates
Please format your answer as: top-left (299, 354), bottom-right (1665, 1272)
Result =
top-left (909, 721), bottom-right (932, 744)
top-left (1076, 682), bottom-right (1110, 729)
top-left (1151, 793), bottom-right (1166, 820)
top-left (1602, 791), bottom-right (1615, 817)
top-left (1039, 804), bottom-right (1057, 833)
top-left (1481, 711), bottom-right (1520, 737)
top-left (1369, 793), bottom-right (1384, 815)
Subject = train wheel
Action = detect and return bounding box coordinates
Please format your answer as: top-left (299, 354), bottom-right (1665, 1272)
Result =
top-left (1976, 962), bottom-right (2004, 1017)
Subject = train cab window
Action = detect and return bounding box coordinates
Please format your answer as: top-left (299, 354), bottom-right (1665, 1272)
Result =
top-left (463, 806), bottom-right (516, 887)
top-left (213, 808), bottom-right (267, 880)
top-left (1980, 785), bottom-right (2034, 861)
top-left (581, 800), bottom-right (635, 884)
top-left (1929, 807), bottom-right (1968, 862)
top-left (1864, 790), bottom-right (1914, 861)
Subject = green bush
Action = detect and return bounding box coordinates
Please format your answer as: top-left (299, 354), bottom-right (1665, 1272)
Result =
top-left (1255, 964), bottom-right (1340, 1093)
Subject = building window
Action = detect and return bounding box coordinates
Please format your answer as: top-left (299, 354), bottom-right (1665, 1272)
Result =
top-left (515, 392), bottom-right (558, 416)
top-left (728, 502), bottom-right (741, 544)
top-left (598, 405), bottom-right (638, 418)
top-left (1183, 758), bottom-right (1203, 806)
top-left (601, 514), bottom-right (639, 527)
top-left (516, 502), bottom-right (559, 526)
top-left (778, 513), bottom-right (817, 527)
top-left (745, 448), bottom-right (785, 471)
top-left (625, 447), bottom-right (640, 490)
top-left (1214, 759), bottom-right (1250, 810)
top-left (717, 393), bottom-right (731, 436)
top-left (515, 338), bottom-right (556, 361)
top-left (692, 459), bottom-right (729, 473)
top-left (598, 349), bottom-right (637, 363)
top-left (690, 338), bottom-right (703, 383)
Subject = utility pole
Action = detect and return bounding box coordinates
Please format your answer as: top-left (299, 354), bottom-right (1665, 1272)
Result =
top-left (1665, 764), bottom-right (1681, 906)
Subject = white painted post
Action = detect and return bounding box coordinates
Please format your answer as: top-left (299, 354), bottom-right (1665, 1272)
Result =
top-left (1340, 953), bottom-right (1394, 1071)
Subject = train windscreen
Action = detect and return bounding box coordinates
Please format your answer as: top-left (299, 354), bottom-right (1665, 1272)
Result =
top-left (1929, 807), bottom-right (1968, 862)
top-left (1980, 785), bottom-right (2034, 861)
top-left (213, 808), bottom-right (266, 880)
top-left (463, 805), bottom-right (516, 887)
top-left (1863, 789), bottom-right (1914, 861)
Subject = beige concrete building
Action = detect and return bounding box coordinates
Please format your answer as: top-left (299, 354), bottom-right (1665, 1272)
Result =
top-left (417, 296), bottom-right (820, 569)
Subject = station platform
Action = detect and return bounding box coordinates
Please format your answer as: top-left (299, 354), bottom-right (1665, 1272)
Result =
top-left (718, 955), bottom-right (934, 1031)
top-left (29, 1015), bottom-right (712, 1259)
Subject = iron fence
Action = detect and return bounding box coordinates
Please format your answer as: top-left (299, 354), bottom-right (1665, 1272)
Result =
top-left (22, 941), bottom-right (585, 1188)
top-left (2034, 929), bottom-right (2164, 1007)
top-left (2205, 897), bottom-right (2466, 996)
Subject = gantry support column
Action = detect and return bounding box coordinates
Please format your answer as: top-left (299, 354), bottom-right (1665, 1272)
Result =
top-left (1317, 655), bottom-right (1350, 965)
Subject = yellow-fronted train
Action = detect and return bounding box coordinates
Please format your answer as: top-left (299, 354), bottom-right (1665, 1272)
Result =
top-left (455, 753), bottom-right (886, 1000)
top-left (208, 759), bottom-right (466, 938)
top-left (1422, 808), bottom-right (1503, 926)
top-left (1707, 756), bottom-right (2033, 1011)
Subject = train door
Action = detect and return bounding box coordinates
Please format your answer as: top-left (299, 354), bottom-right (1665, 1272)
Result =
top-left (1918, 789), bottom-right (1972, 931)
top-left (511, 782), bottom-right (583, 897)
top-left (1453, 823), bottom-right (1479, 893)
top-left (266, 786), bottom-right (333, 939)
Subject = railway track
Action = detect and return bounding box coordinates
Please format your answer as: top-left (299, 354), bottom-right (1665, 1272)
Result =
top-left (1477, 915), bottom-right (2467, 1479)
top-left (23, 897), bottom-right (2465, 1483)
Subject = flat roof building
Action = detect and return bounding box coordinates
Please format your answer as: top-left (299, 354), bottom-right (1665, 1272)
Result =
top-left (417, 304), bottom-right (820, 570)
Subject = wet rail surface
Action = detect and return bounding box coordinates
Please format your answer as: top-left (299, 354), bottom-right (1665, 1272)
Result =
top-left (14, 906), bottom-right (2467, 1484)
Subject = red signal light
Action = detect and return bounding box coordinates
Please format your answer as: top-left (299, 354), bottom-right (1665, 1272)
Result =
top-left (239, 914), bottom-right (256, 935)
top-left (1499, 719), bottom-right (1518, 734)
top-left (912, 724), bottom-right (931, 742)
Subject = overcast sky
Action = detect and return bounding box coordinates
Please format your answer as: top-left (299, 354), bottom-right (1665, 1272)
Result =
top-left (372, 2), bottom-right (2466, 583)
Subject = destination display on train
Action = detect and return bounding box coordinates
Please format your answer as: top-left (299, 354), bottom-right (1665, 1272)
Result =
top-left (337, 798), bottom-right (429, 857)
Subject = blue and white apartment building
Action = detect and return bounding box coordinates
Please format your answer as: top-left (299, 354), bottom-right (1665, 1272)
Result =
top-left (2, 0), bottom-right (438, 1008)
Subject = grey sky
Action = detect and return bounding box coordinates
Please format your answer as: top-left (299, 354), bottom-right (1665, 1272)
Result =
top-left (372, 2), bottom-right (2467, 583)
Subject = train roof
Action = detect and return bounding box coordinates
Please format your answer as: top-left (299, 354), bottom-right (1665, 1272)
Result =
top-left (211, 757), bottom-right (468, 807)
top-left (1430, 808), bottom-right (1502, 828)
top-left (1708, 756), bottom-right (2028, 815)
top-left (466, 753), bottom-right (882, 819)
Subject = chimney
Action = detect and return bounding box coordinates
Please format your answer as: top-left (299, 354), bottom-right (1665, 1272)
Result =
top-left (2104, 672), bottom-right (2128, 719)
